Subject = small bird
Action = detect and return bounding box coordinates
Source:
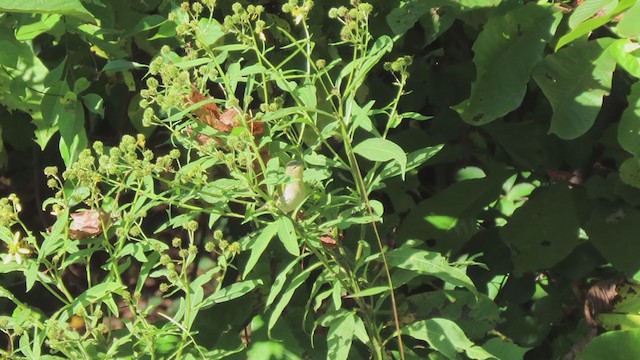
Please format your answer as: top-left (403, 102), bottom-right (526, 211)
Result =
top-left (275, 161), bottom-right (309, 213)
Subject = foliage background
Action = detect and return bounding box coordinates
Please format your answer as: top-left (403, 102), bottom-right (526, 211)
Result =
top-left (2, 0), bottom-right (640, 359)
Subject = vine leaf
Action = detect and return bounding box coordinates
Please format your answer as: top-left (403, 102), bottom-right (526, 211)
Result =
top-left (532, 38), bottom-right (617, 140)
top-left (454, 3), bottom-right (561, 125)
top-left (402, 318), bottom-right (492, 359)
top-left (353, 138), bottom-right (407, 179)
top-left (586, 203), bottom-right (640, 275)
top-left (0, 0), bottom-right (95, 23)
top-left (386, 248), bottom-right (478, 298)
top-left (500, 183), bottom-right (580, 275)
top-left (619, 81), bottom-right (640, 156)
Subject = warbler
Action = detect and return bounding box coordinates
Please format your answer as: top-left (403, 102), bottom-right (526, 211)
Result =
top-left (275, 161), bottom-right (309, 213)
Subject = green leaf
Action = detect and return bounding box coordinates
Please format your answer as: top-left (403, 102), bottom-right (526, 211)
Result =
top-left (58, 101), bottom-right (87, 167)
top-left (243, 222), bottom-right (279, 278)
top-left (347, 286), bottom-right (390, 298)
top-left (586, 203), bottom-right (640, 275)
top-left (337, 36), bottom-right (393, 96)
top-left (268, 262), bottom-right (322, 336)
top-left (397, 170), bottom-right (511, 252)
top-left (403, 318), bottom-right (491, 359)
top-left (15, 13), bottom-right (62, 41)
top-left (200, 280), bottom-right (262, 309)
top-left (386, 248), bottom-right (478, 297)
top-left (82, 93), bottom-right (104, 117)
top-left (327, 311), bottom-right (356, 360)
top-left (353, 138), bottom-right (407, 178)
top-left (617, 2), bottom-right (640, 38)
top-left (557, 0), bottom-right (636, 50)
top-left (277, 217), bottom-right (300, 256)
top-left (482, 338), bottom-right (529, 360)
top-left (136, 252), bottom-right (160, 294)
top-left (500, 183), bottom-right (580, 274)
top-left (569, 0), bottom-right (615, 28)
top-left (377, 144), bottom-right (443, 181)
top-left (0, 0), bottom-right (95, 23)
top-left (68, 282), bottom-right (126, 314)
top-left (578, 329), bottom-right (640, 359)
top-left (386, 0), bottom-right (500, 36)
top-left (406, 290), bottom-right (500, 339)
top-left (265, 257), bottom-right (303, 309)
top-left (598, 313), bottom-right (640, 331)
top-left (611, 279), bottom-right (640, 313)
top-left (612, 40), bottom-right (640, 79)
top-left (386, 0), bottom-right (441, 36)
top-left (38, 208), bottom-right (68, 260)
top-left (532, 39), bottom-right (617, 139)
top-left (620, 157), bottom-right (640, 188)
top-left (454, 3), bottom-right (561, 125)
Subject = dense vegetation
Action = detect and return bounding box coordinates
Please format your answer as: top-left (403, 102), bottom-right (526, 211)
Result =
top-left (2, 0), bottom-right (640, 358)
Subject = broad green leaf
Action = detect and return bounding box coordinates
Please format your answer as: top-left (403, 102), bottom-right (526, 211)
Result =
top-left (386, 248), bottom-right (478, 297)
top-left (610, 40), bottom-right (640, 79)
top-left (617, 1), bottom-right (640, 38)
top-left (353, 138), bottom-right (407, 178)
top-left (556, 0), bottom-right (636, 50)
top-left (136, 252), bottom-right (160, 294)
top-left (15, 13), bottom-right (62, 41)
top-left (386, 0), bottom-right (442, 36)
top-left (598, 313), bottom-right (640, 330)
top-left (386, 0), bottom-right (500, 36)
top-left (586, 203), bottom-right (640, 275)
top-left (500, 183), bottom-right (580, 274)
top-left (620, 157), bottom-right (640, 188)
top-left (82, 93), bottom-right (104, 117)
top-left (265, 256), bottom-right (304, 309)
top-left (128, 15), bottom-right (166, 35)
top-left (406, 290), bottom-right (500, 339)
top-left (351, 100), bottom-right (376, 133)
top-left (58, 102), bottom-right (87, 166)
top-left (200, 280), bottom-right (262, 309)
top-left (38, 208), bottom-right (68, 260)
top-left (403, 318), bottom-right (491, 359)
top-left (347, 286), bottom-right (390, 298)
top-left (377, 144), bottom-right (443, 181)
top-left (0, 0), bottom-right (95, 23)
top-left (195, 18), bottom-right (224, 45)
top-left (532, 39), bottom-right (617, 139)
top-left (569, 0), bottom-right (615, 29)
top-left (578, 329), bottom-right (640, 359)
top-left (611, 280), bottom-right (640, 313)
top-left (268, 262), bottom-right (322, 336)
top-left (397, 170), bottom-right (511, 252)
top-left (454, 3), bottom-right (561, 125)
top-left (337, 36), bottom-right (393, 96)
top-left (68, 282), bottom-right (126, 314)
top-left (482, 338), bottom-right (529, 360)
top-left (244, 222), bottom-right (279, 278)
top-left (327, 311), bottom-right (356, 360)
top-left (293, 83), bottom-right (317, 109)
top-left (0, 45), bottom-right (20, 77)
top-left (277, 217), bottom-right (300, 256)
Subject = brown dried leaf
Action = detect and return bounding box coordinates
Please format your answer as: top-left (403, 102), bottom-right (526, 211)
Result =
top-left (186, 86), bottom-right (265, 136)
top-left (249, 119), bottom-right (264, 135)
top-left (584, 278), bottom-right (620, 326)
top-left (320, 234), bottom-right (337, 248)
top-left (219, 108), bottom-right (240, 128)
top-left (69, 209), bottom-right (110, 240)
top-left (186, 86), bottom-right (234, 132)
